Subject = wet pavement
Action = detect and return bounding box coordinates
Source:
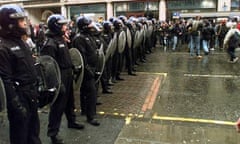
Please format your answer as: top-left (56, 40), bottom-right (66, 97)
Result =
top-left (1, 45), bottom-right (240, 143)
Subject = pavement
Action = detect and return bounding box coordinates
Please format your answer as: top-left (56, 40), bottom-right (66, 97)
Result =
top-left (1, 44), bottom-right (240, 144)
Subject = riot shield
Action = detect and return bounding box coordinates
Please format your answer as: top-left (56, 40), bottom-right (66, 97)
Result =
top-left (105, 39), bottom-right (114, 61)
top-left (133, 30), bottom-right (140, 49)
top-left (126, 28), bottom-right (132, 49)
top-left (147, 24), bottom-right (153, 38)
top-left (69, 48), bottom-right (84, 91)
top-left (111, 32), bottom-right (118, 55)
top-left (35, 55), bottom-right (61, 108)
top-left (142, 24), bottom-right (147, 44)
top-left (95, 44), bottom-right (106, 83)
top-left (0, 77), bottom-right (6, 112)
top-left (105, 33), bottom-right (117, 61)
top-left (117, 30), bottom-right (127, 53)
top-left (138, 28), bottom-right (144, 46)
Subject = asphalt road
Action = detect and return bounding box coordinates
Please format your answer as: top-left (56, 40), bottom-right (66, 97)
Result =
top-left (1, 45), bottom-right (240, 144)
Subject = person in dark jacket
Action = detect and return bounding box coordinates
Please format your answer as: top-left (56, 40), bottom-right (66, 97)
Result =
top-left (171, 22), bottom-right (183, 51)
top-left (41, 14), bottom-right (84, 144)
top-left (0, 4), bottom-right (41, 144)
top-left (202, 21), bottom-right (215, 55)
top-left (216, 20), bottom-right (229, 50)
top-left (36, 23), bottom-right (46, 54)
top-left (223, 26), bottom-right (240, 63)
top-left (72, 16), bottom-right (100, 126)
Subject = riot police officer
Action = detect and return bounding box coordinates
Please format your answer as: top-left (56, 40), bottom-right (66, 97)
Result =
top-left (102, 21), bottom-right (115, 86)
top-left (118, 15), bottom-right (136, 76)
top-left (92, 22), bottom-right (113, 94)
top-left (41, 14), bottom-right (84, 144)
top-left (72, 16), bottom-right (100, 126)
top-left (0, 4), bottom-right (41, 144)
top-left (112, 19), bottom-right (125, 82)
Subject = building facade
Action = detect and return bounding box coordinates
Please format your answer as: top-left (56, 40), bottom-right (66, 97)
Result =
top-left (0, 0), bottom-right (240, 25)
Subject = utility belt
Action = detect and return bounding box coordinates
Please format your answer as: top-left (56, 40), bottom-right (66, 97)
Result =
top-left (14, 81), bottom-right (37, 91)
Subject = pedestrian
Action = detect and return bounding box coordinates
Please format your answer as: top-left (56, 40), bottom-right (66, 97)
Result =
top-left (189, 16), bottom-right (203, 59)
top-left (0, 4), bottom-right (41, 144)
top-left (171, 21), bottom-right (183, 51)
top-left (223, 24), bottom-right (240, 63)
top-left (216, 20), bottom-right (229, 50)
top-left (41, 14), bottom-right (84, 144)
top-left (201, 21), bottom-right (215, 55)
top-left (72, 16), bottom-right (100, 126)
top-left (236, 118), bottom-right (240, 132)
top-left (36, 23), bottom-right (46, 54)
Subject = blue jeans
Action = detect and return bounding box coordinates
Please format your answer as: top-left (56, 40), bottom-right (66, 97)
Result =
top-left (172, 36), bottom-right (178, 50)
top-left (190, 35), bottom-right (201, 56)
top-left (202, 40), bottom-right (209, 53)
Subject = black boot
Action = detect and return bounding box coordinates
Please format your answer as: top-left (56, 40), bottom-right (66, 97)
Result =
top-left (87, 119), bottom-right (100, 126)
top-left (116, 76), bottom-right (124, 81)
top-left (128, 72), bottom-right (137, 76)
top-left (51, 135), bottom-right (64, 144)
top-left (102, 89), bottom-right (113, 94)
top-left (68, 122), bottom-right (84, 130)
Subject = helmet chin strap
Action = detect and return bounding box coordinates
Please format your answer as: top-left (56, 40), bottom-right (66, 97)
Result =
top-left (7, 26), bottom-right (27, 38)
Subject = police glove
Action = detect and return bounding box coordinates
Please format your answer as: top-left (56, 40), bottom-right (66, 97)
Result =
top-left (10, 97), bottom-right (27, 118)
top-left (73, 66), bottom-right (82, 82)
top-left (73, 66), bottom-right (82, 75)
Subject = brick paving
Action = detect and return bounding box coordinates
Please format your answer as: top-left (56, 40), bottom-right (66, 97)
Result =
top-left (95, 73), bottom-right (164, 117)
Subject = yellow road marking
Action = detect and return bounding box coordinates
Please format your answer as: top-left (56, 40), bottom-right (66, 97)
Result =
top-left (153, 113), bottom-right (236, 126)
top-left (125, 117), bottom-right (132, 125)
top-left (98, 112), bottom-right (236, 126)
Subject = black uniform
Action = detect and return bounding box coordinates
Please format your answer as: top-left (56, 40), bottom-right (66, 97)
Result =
top-left (0, 37), bottom-right (41, 144)
top-left (102, 29), bottom-right (114, 84)
top-left (41, 30), bottom-right (77, 137)
top-left (93, 32), bottom-right (112, 93)
top-left (125, 22), bottom-right (136, 75)
top-left (72, 32), bottom-right (98, 121)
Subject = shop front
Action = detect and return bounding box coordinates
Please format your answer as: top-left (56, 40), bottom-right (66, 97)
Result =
top-left (114, 1), bottom-right (159, 19)
top-left (68, 3), bottom-right (106, 21)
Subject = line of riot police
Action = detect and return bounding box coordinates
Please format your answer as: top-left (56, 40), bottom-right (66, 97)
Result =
top-left (0, 4), bottom-right (158, 143)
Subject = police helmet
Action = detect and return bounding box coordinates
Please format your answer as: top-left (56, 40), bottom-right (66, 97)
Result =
top-left (0, 4), bottom-right (27, 37)
top-left (118, 15), bottom-right (127, 24)
top-left (113, 19), bottom-right (122, 30)
top-left (47, 14), bottom-right (68, 35)
top-left (76, 16), bottom-right (93, 32)
top-left (103, 21), bottom-right (113, 32)
top-left (109, 17), bottom-right (116, 23)
top-left (90, 22), bottom-right (103, 36)
top-left (126, 20), bottom-right (134, 29)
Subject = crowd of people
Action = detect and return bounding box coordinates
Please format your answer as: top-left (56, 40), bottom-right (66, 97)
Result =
top-left (155, 15), bottom-right (240, 62)
top-left (1, 4), bottom-right (240, 144)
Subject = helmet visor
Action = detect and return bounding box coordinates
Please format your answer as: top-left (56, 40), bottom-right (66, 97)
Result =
top-left (10, 12), bottom-right (27, 19)
top-left (58, 19), bottom-right (69, 24)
